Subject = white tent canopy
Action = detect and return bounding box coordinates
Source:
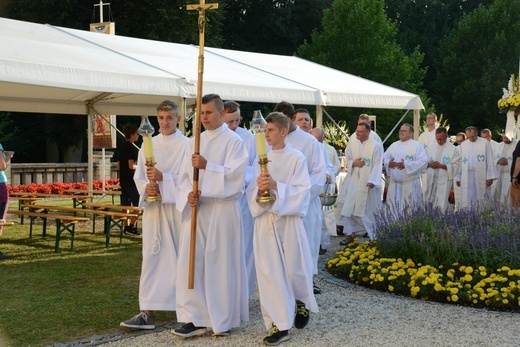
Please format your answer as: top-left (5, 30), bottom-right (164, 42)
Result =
top-left (0, 17), bottom-right (424, 188)
top-left (0, 17), bottom-right (423, 116)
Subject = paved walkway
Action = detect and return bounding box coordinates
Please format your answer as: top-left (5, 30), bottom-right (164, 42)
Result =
top-left (50, 236), bottom-right (520, 347)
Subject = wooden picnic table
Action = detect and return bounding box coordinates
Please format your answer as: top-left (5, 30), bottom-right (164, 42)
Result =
top-left (7, 209), bottom-right (89, 253)
top-left (21, 204), bottom-right (138, 248)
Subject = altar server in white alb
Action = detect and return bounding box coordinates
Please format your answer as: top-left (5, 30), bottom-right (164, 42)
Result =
top-left (246, 112), bottom-right (317, 346)
top-left (493, 133), bottom-right (517, 204)
top-left (424, 127), bottom-right (461, 211)
top-left (273, 102), bottom-right (326, 295)
top-left (223, 100), bottom-right (257, 296)
top-left (455, 126), bottom-right (497, 209)
top-left (341, 121), bottom-right (383, 241)
top-left (383, 123), bottom-right (428, 214)
top-left (174, 94), bottom-right (249, 338)
top-left (120, 100), bottom-right (189, 330)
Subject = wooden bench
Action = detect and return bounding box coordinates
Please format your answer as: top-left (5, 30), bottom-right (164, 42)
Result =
top-left (83, 202), bottom-right (141, 214)
top-left (21, 204), bottom-right (139, 249)
top-left (7, 210), bottom-right (89, 253)
top-left (83, 202), bottom-right (142, 232)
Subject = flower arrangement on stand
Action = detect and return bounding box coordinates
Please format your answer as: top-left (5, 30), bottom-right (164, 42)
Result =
top-left (323, 121), bottom-right (349, 154)
top-left (498, 74), bottom-right (520, 110)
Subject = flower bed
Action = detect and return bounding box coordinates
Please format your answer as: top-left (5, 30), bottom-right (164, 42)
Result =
top-left (328, 202), bottom-right (520, 312)
top-left (328, 240), bottom-right (520, 311)
top-left (7, 179), bottom-right (119, 195)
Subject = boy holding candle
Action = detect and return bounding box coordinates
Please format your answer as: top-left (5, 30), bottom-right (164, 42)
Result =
top-left (120, 100), bottom-right (189, 330)
top-left (246, 112), bottom-right (317, 346)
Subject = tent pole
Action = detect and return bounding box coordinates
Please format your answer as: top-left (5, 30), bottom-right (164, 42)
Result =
top-left (87, 108), bottom-right (94, 192)
top-left (316, 105), bottom-right (323, 129)
top-left (413, 109), bottom-right (420, 140)
top-left (179, 98), bottom-right (186, 134)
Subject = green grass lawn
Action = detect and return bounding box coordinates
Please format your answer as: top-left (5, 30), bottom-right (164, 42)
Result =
top-left (0, 199), bottom-right (174, 346)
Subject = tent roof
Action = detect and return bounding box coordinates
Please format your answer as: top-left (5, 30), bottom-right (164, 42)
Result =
top-left (0, 17), bottom-right (423, 116)
top-left (205, 47), bottom-right (424, 110)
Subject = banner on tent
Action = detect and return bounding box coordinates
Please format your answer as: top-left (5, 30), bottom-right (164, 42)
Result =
top-left (93, 114), bottom-right (116, 148)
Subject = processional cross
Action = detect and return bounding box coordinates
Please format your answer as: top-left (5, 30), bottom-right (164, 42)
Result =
top-left (94, 0), bottom-right (110, 22)
top-left (186, 0), bottom-right (218, 290)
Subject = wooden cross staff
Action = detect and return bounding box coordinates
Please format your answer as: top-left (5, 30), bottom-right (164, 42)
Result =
top-left (186, 0), bottom-right (218, 290)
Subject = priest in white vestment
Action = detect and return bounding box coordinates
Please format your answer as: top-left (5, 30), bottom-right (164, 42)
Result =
top-left (358, 114), bottom-right (385, 201)
top-left (455, 126), bottom-right (498, 210)
top-left (454, 132), bottom-right (467, 210)
top-left (383, 123), bottom-right (428, 215)
top-left (424, 127), bottom-right (460, 212)
top-left (273, 102), bottom-right (326, 294)
top-left (493, 133), bottom-right (517, 204)
top-left (481, 128), bottom-right (500, 197)
top-left (310, 127), bottom-right (341, 253)
top-left (246, 113), bottom-right (317, 343)
top-left (223, 101), bottom-right (258, 296)
top-left (174, 94), bottom-right (249, 337)
top-left (418, 112), bottom-right (438, 195)
top-left (341, 122), bottom-right (383, 240)
top-left (121, 100), bottom-right (189, 330)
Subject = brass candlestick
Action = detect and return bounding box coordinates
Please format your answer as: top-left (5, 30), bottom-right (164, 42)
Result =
top-left (257, 156), bottom-right (276, 203)
top-left (138, 116), bottom-right (161, 202)
top-left (252, 110), bottom-right (276, 203)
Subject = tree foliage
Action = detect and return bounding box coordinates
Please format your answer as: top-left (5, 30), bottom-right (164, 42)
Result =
top-left (385, 0), bottom-right (494, 94)
top-left (222, 0), bottom-right (330, 55)
top-left (297, 0), bottom-right (426, 142)
top-left (433, 0), bottom-right (520, 133)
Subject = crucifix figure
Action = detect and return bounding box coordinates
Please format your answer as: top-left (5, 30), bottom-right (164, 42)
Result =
top-left (186, 0), bottom-right (218, 289)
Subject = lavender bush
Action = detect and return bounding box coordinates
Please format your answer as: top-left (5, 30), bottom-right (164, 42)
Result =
top-left (375, 202), bottom-right (520, 269)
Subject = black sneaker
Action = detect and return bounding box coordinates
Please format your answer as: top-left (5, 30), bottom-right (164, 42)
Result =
top-left (263, 324), bottom-right (289, 346)
top-left (319, 246), bottom-right (327, 255)
top-left (313, 282), bottom-right (321, 294)
top-left (294, 301), bottom-right (310, 329)
top-left (173, 322), bottom-right (207, 337)
top-left (119, 311), bottom-right (155, 330)
top-left (124, 226), bottom-right (141, 236)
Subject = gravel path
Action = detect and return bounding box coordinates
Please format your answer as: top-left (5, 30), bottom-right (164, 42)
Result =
top-left (62, 236), bottom-right (520, 347)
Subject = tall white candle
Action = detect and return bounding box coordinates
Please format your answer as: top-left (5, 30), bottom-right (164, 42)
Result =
top-left (142, 135), bottom-right (154, 160)
top-left (255, 131), bottom-right (268, 159)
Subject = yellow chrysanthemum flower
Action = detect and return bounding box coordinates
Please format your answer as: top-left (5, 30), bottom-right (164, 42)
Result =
top-left (451, 295), bottom-right (459, 302)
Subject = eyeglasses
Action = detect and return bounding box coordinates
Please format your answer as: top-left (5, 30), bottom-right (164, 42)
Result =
top-left (399, 130), bottom-right (410, 133)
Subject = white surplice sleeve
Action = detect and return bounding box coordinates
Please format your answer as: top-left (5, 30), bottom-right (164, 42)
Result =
top-left (404, 142), bottom-right (428, 175)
